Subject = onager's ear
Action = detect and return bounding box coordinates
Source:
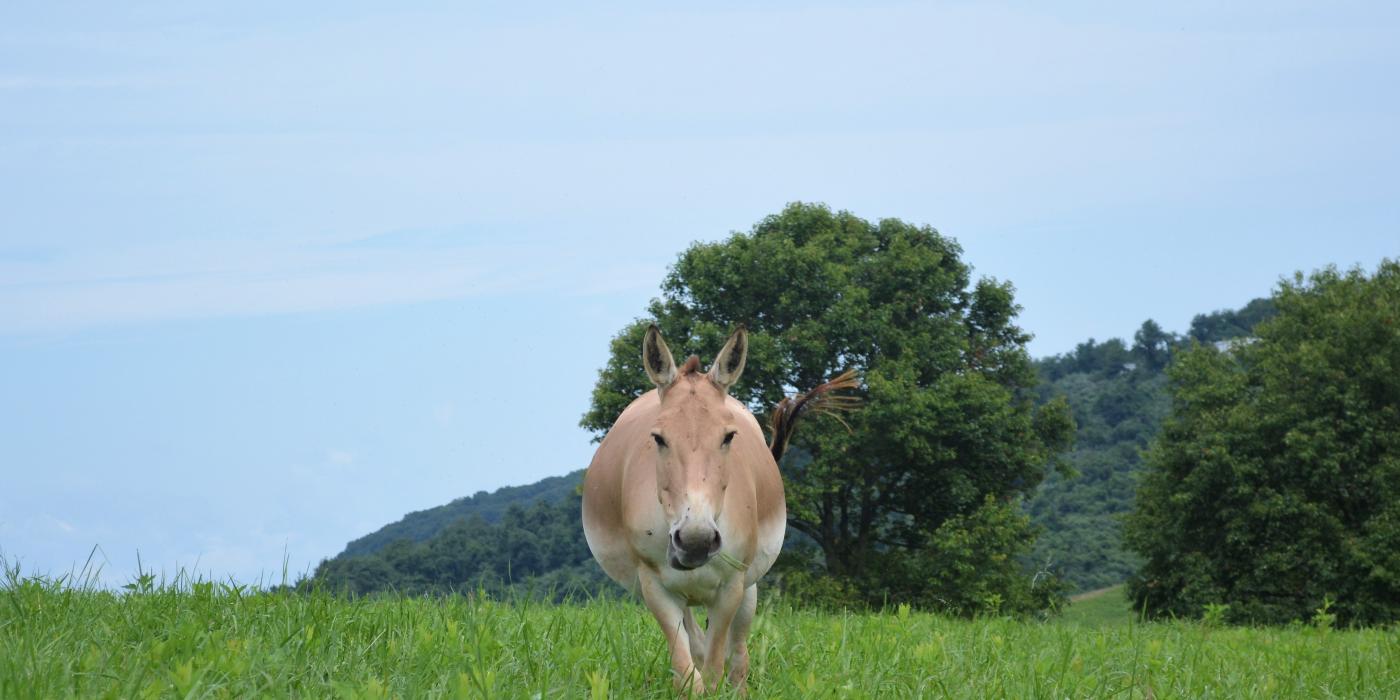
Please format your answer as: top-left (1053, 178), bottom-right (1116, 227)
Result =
top-left (708, 326), bottom-right (748, 392)
top-left (642, 324), bottom-right (678, 389)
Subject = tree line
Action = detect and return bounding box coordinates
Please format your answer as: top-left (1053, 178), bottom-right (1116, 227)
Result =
top-left (313, 204), bottom-right (1399, 625)
top-left (313, 495), bottom-right (609, 600)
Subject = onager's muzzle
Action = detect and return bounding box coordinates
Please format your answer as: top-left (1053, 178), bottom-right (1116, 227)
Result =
top-left (668, 519), bottom-right (721, 570)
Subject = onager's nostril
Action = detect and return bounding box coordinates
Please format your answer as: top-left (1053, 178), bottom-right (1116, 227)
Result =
top-left (671, 530), bottom-right (683, 549)
top-left (709, 530), bottom-right (722, 555)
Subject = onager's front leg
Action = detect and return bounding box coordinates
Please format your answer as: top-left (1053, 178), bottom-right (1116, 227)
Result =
top-left (638, 570), bottom-right (703, 693)
top-left (683, 608), bottom-right (706, 671)
top-left (701, 579), bottom-right (747, 689)
top-left (726, 584), bottom-right (758, 689)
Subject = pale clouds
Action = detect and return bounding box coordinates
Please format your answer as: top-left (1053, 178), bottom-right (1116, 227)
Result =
top-left (4, 2), bottom-right (1394, 342)
top-left (0, 75), bottom-right (161, 90)
top-left (0, 233), bottom-right (658, 335)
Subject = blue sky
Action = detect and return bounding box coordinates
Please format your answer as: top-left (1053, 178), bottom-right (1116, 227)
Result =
top-left (2, 1), bottom-right (1396, 586)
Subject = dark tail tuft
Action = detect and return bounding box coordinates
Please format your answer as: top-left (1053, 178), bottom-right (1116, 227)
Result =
top-left (767, 369), bottom-right (862, 464)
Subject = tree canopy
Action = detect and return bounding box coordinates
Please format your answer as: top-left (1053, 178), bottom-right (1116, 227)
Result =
top-left (1125, 262), bottom-right (1400, 625)
top-left (582, 203), bottom-right (1074, 614)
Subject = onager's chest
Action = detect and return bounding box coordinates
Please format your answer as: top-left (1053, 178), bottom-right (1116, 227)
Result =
top-left (657, 560), bottom-right (730, 606)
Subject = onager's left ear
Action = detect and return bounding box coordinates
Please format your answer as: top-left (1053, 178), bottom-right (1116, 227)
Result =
top-left (708, 326), bottom-right (748, 392)
top-left (642, 324), bottom-right (678, 389)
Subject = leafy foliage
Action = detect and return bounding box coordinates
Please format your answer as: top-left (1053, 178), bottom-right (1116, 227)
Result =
top-left (1126, 262), bottom-right (1400, 625)
top-left (1187, 297), bottom-right (1276, 344)
top-left (582, 203), bottom-right (1075, 614)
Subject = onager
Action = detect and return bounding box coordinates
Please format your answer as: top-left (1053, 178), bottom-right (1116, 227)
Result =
top-left (581, 325), bottom-right (856, 693)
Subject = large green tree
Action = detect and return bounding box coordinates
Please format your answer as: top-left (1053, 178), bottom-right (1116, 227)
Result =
top-left (582, 203), bottom-right (1073, 613)
top-left (1125, 262), bottom-right (1400, 625)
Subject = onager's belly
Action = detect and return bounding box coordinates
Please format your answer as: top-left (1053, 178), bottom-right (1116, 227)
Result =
top-left (580, 511), bottom-right (643, 594)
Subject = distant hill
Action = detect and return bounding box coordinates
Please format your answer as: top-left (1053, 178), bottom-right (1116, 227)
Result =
top-left (338, 470), bottom-right (584, 558)
top-left (314, 489), bottom-right (608, 598)
top-left (315, 298), bottom-right (1277, 597)
top-left (1025, 297), bottom-right (1275, 590)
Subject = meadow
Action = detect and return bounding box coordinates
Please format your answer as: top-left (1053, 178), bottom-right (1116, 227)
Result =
top-left (3, 573), bottom-right (1396, 699)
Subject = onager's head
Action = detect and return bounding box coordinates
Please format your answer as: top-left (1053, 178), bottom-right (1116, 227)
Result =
top-left (641, 325), bottom-right (748, 571)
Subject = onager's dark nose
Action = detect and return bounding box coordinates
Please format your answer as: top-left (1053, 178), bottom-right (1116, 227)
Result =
top-left (673, 528), bottom-right (721, 555)
top-left (670, 526), bottom-right (722, 569)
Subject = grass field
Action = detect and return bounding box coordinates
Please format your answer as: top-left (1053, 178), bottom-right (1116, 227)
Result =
top-left (1060, 586), bottom-right (1136, 628)
top-left (3, 574), bottom-right (1396, 699)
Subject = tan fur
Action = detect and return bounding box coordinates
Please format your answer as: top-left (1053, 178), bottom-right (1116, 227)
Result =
top-left (582, 329), bottom-right (784, 693)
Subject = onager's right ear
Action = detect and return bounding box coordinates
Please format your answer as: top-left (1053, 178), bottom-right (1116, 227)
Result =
top-left (642, 324), bottom-right (678, 389)
top-left (708, 326), bottom-right (748, 393)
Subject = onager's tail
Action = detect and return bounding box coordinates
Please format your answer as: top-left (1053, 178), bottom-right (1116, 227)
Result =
top-left (767, 369), bottom-right (862, 464)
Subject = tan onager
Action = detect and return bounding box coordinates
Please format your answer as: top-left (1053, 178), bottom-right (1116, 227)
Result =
top-left (581, 325), bottom-right (856, 693)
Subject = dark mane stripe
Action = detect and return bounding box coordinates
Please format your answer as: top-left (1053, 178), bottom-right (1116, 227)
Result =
top-left (679, 355), bottom-right (702, 375)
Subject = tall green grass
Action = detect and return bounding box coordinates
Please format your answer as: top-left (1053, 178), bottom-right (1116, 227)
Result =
top-left (2, 568), bottom-right (1396, 698)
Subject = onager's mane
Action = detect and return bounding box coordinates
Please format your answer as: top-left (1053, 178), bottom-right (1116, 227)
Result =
top-left (678, 355), bottom-right (702, 377)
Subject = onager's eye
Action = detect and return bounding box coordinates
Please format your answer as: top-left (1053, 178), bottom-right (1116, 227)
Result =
top-left (722, 431), bottom-right (737, 447)
top-left (652, 433), bottom-right (667, 449)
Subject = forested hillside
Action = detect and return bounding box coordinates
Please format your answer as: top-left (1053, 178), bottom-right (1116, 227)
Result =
top-left (315, 491), bottom-right (606, 597)
top-left (314, 298), bottom-right (1276, 598)
top-left (338, 470), bottom-right (583, 558)
top-left (1026, 298), bottom-right (1275, 590)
